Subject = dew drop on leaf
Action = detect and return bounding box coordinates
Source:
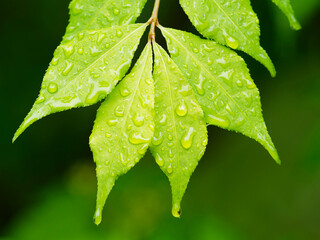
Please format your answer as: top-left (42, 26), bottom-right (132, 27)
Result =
top-left (181, 127), bottom-right (195, 149)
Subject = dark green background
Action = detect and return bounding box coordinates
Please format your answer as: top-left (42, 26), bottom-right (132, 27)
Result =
top-left (1, 0), bottom-right (320, 239)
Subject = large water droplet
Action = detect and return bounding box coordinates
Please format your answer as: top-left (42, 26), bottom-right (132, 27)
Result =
top-left (129, 132), bottom-right (149, 145)
top-left (155, 153), bottom-right (164, 167)
top-left (152, 131), bottom-right (163, 146)
top-left (175, 101), bottom-right (188, 117)
top-left (133, 112), bottom-right (144, 127)
top-left (181, 127), bottom-right (195, 149)
top-left (47, 83), bottom-right (58, 93)
top-left (115, 105), bottom-right (124, 117)
top-left (107, 119), bottom-right (119, 126)
top-left (120, 87), bottom-right (130, 97)
top-left (225, 35), bottom-right (239, 49)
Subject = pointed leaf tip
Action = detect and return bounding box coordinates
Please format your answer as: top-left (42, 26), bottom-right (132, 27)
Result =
top-left (172, 203), bottom-right (181, 218)
top-left (94, 207), bottom-right (102, 226)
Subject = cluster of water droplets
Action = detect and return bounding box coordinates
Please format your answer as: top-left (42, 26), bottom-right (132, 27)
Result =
top-left (163, 29), bottom-right (265, 135)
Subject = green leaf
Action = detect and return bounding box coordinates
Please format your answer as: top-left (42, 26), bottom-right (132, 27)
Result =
top-left (160, 27), bottom-right (280, 164)
top-left (179, 0), bottom-right (276, 77)
top-left (272, 0), bottom-right (301, 30)
top-left (89, 43), bottom-right (154, 225)
top-left (13, 24), bottom-right (147, 142)
top-left (151, 42), bottom-right (208, 217)
top-left (64, 0), bottom-right (148, 41)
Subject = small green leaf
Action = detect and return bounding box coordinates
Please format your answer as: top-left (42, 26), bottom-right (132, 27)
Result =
top-left (179, 0), bottom-right (276, 77)
top-left (89, 43), bottom-right (154, 225)
top-left (160, 27), bottom-right (280, 164)
top-left (272, 0), bottom-right (301, 30)
top-left (13, 24), bottom-right (147, 142)
top-left (64, 0), bottom-right (148, 41)
top-left (151, 42), bottom-right (208, 217)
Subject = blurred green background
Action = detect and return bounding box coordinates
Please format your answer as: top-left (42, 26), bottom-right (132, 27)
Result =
top-left (1, 0), bottom-right (320, 239)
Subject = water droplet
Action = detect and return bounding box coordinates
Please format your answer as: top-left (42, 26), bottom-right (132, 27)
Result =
top-left (193, 48), bottom-right (199, 53)
top-left (167, 164), bottom-right (173, 174)
top-left (97, 33), bottom-right (106, 45)
top-left (116, 30), bottom-right (123, 38)
top-left (129, 132), bottom-right (149, 145)
top-left (175, 101), bottom-right (188, 117)
top-left (77, 48), bottom-right (83, 54)
top-left (195, 74), bottom-right (206, 95)
top-left (172, 203), bottom-right (181, 218)
top-left (105, 132), bottom-right (111, 138)
top-left (152, 131), bottom-right (163, 146)
top-left (107, 119), bottom-right (119, 126)
top-left (115, 105), bottom-right (124, 117)
top-left (133, 112), bottom-right (144, 127)
top-left (78, 32), bottom-right (84, 40)
top-left (51, 57), bottom-right (59, 65)
top-left (181, 127), bottom-right (195, 149)
top-left (120, 87), bottom-right (130, 97)
top-left (169, 150), bottom-right (173, 158)
top-left (207, 114), bottom-right (230, 128)
top-left (71, 2), bottom-right (83, 15)
top-left (47, 83), bottom-right (58, 93)
top-left (159, 113), bottom-right (167, 125)
top-left (62, 62), bottom-right (74, 76)
top-left (120, 152), bottom-right (127, 165)
top-left (113, 8), bottom-right (120, 15)
top-left (105, 160), bottom-right (109, 165)
top-left (138, 144), bottom-right (148, 155)
top-left (62, 43), bottom-right (75, 58)
top-left (89, 46), bottom-right (102, 56)
top-left (225, 35), bottom-right (239, 49)
top-left (155, 153), bottom-right (164, 167)
top-left (35, 95), bottom-right (45, 104)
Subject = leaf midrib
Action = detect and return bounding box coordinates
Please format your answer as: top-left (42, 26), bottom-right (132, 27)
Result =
top-left (154, 44), bottom-right (184, 197)
top-left (107, 44), bottom-right (151, 173)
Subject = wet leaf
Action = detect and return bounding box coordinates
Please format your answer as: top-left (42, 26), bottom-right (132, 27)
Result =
top-left (272, 0), bottom-right (301, 30)
top-left (160, 27), bottom-right (280, 163)
top-left (179, 0), bottom-right (276, 76)
top-left (64, 0), bottom-right (148, 41)
top-left (13, 24), bottom-right (147, 142)
top-left (151, 42), bottom-right (208, 217)
top-left (90, 43), bottom-right (154, 225)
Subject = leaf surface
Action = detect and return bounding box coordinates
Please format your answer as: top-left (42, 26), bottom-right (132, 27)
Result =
top-left (89, 43), bottom-right (154, 225)
top-left (179, 0), bottom-right (276, 76)
top-left (151, 42), bottom-right (208, 217)
top-left (13, 24), bottom-right (147, 142)
top-left (272, 0), bottom-right (301, 30)
top-left (64, 0), bottom-right (148, 41)
top-left (160, 27), bottom-right (280, 163)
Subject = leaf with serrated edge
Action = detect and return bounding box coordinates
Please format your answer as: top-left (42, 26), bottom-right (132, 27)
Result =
top-left (64, 0), bottom-right (148, 41)
top-left (151, 42), bottom-right (208, 217)
top-left (13, 24), bottom-right (147, 142)
top-left (160, 27), bottom-right (280, 164)
top-left (179, 0), bottom-right (276, 77)
top-left (90, 43), bottom-right (154, 225)
top-left (272, 0), bottom-right (301, 30)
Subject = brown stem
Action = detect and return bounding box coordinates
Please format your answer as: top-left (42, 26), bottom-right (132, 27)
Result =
top-left (148, 0), bottom-right (160, 42)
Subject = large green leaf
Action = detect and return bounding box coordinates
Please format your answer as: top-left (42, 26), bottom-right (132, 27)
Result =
top-left (89, 43), bottom-right (154, 225)
top-left (272, 0), bottom-right (301, 30)
top-left (13, 24), bottom-right (147, 142)
top-left (151, 42), bottom-right (208, 217)
top-left (179, 0), bottom-right (276, 77)
top-left (64, 0), bottom-right (148, 41)
top-left (160, 27), bottom-right (280, 164)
